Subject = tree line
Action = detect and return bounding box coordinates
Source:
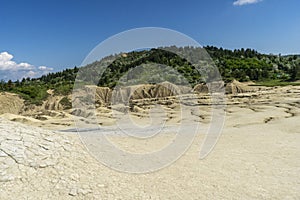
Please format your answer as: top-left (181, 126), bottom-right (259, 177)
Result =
top-left (0, 46), bottom-right (299, 105)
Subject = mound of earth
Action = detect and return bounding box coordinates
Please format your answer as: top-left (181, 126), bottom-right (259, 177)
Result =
top-left (0, 92), bottom-right (24, 115)
top-left (193, 83), bottom-right (209, 93)
top-left (193, 80), bottom-right (254, 95)
top-left (111, 82), bottom-right (190, 102)
top-left (225, 80), bottom-right (252, 94)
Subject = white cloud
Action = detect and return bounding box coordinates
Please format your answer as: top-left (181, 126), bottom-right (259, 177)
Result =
top-left (38, 66), bottom-right (53, 71)
top-left (0, 51), bottom-right (53, 80)
top-left (25, 71), bottom-right (39, 78)
top-left (18, 62), bottom-right (34, 70)
top-left (233, 0), bottom-right (262, 6)
top-left (0, 52), bottom-right (34, 71)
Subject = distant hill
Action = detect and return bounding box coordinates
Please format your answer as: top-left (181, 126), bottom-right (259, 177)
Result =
top-left (1, 46), bottom-right (299, 105)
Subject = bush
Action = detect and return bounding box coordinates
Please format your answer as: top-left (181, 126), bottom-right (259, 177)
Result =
top-left (59, 97), bottom-right (72, 110)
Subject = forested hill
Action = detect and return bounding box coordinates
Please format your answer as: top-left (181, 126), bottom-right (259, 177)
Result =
top-left (1, 46), bottom-right (299, 105)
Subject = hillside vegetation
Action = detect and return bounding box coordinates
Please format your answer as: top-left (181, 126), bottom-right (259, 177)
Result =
top-left (0, 46), bottom-right (299, 105)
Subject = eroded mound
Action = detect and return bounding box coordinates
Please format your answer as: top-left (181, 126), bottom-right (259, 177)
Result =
top-left (0, 92), bottom-right (24, 115)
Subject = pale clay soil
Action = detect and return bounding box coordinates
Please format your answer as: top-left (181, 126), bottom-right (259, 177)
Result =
top-left (0, 86), bottom-right (299, 199)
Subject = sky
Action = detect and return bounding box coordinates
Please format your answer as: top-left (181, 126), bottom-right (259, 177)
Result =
top-left (0, 0), bottom-right (300, 80)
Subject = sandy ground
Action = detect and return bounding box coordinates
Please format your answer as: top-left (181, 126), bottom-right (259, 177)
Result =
top-left (0, 86), bottom-right (299, 199)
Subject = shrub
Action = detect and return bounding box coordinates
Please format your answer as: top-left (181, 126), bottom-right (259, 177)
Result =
top-left (59, 97), bottom-right (72, 110)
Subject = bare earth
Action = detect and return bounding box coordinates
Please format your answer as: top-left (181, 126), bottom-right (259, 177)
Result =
top-left (0, 86), bottom-right (299, 199)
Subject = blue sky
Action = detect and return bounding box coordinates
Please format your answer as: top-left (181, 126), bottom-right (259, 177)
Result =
top-left (0, 0), bottom-right (300, 80)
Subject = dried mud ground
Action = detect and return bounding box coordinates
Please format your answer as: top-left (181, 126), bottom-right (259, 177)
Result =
top-left (0, 86), bottom-right (300, 199)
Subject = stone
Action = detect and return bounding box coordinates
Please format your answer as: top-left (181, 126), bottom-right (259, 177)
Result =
top-left (68, 188), bottom-right (77, 196)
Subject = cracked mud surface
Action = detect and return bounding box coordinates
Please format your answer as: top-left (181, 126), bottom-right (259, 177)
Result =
top-left (0, 86), bottom-right (300, 199)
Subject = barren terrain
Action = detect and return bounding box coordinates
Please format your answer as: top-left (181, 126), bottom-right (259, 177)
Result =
top-left (0, 85), bottom-right (299, 199)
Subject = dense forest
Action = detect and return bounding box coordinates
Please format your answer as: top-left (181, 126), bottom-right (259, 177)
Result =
top-left (0, 46), bottom-right (299, 105)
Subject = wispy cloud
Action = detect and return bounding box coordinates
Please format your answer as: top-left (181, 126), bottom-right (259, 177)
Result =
top-left (233, 0), bottom-right (262, 6)
top-left (38, 66), bottom-right (53, 71)
top-left (0, 52), bottom-right (53, 81)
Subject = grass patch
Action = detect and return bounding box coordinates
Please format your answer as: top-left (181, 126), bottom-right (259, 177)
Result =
top-left (252, 80), bottom-right (300, 87)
